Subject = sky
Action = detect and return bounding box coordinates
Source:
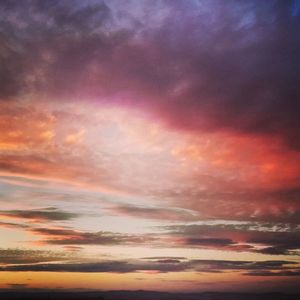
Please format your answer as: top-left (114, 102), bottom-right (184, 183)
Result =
top-left (0, 0), bottom-right (300, 294)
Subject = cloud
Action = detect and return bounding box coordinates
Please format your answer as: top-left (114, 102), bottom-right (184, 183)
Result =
top-left (0, 1), bottom-right (299, 150)
top-left (161, 223), bottom-right (300, 255)
top-left (184, 259), bottom-right (297, 275)
top-left (106, 203), bottom-right (198, 221)
top-left (0, 207), bottom-right (79, 222)
top-left (0, 0), bottom-right (112, 99)
top-left (0, 103), bottom-right (121, 193)
top-left (0, 258), bottom-right (298, 276)
top-left (182, 238), bottom-right (234, 247)
top-left (0, 248), bottom-right (74, 264)
top-left (0, 221), bottom-right (30, 229)
top-left (247, 269), bottom-right (300, 276)
top-left (0, 88), bottom-right (300, 225)
top-left (29, 227), bottom-right (155, 246)
top-left (0, 3), bottom-right (299, 291)
top-left (160, 184), bottom-right (300, 224)
top-left (142, 256), bottom-right (186, 260)
top-left (256, 246), bottom-right (292, 256)
top-left (4, 215), bottom-right (298, 255)
top-left (63, 246), bottom-right (84, 252)
top-left (1, 206), bottom-right (299, 256)
top-left (0, 260), bottom-right (187, 274)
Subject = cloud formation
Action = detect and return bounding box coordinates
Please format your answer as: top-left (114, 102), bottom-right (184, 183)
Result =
top-left (1, 257), bottom-right (298, 277)
top-left (0, 1), bottom-right (300, 149)
top-left (6, 218), bottom-right (297, 257)
top-left (161, 223), bottom-right (300, 255)
top-left (30, 227), bottom-right (155, 246)
top-left (0, 207), bottom-right (79, 222)
top-left (106, 203), bottom-right (198, 221)
top-left (0, 248), bottom-right (74, 264)
top-left (0, 0), bottom-right (299, 293)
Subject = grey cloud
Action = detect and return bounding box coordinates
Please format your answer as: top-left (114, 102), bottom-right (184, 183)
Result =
top-left (107, 203), bottom-right (198, 221)
top-left (183, 238), bottom-right (234, 247)
top-left (0, 260), bottom-right (187, 273)
top-left (30, 227), bottom-right (155, 245)
top-left (161, 223), bottom-right (300, 255)
top-left (158, 187), bottom-right (300, 224)
top-left (0, 0), bottom-right (113, 99)
top-left (0, 258), bottom-right (297, 276)
top-left (0, 221), bottom-right (30, 229)
top-left (141, 256), bottom-right (186, 260)
top-left (0, 207), bottom-right (79, 221)
top-left (17, 221), bottom-right (300, 254)
top-left (0, 248), bottom-right (74, 264)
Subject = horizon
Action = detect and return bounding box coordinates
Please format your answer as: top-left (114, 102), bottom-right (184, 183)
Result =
top-left (0, 289), bottom-right (299, 300)
top-left (0, 0), bottom-right (300, 296)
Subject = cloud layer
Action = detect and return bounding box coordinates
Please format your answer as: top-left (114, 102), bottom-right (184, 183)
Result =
top-left (1, 255), bottom-right (299, 277)
top-left (0, 0), bottom-right (299, 293)
top-left (1, 0), bottom-right (300, 148)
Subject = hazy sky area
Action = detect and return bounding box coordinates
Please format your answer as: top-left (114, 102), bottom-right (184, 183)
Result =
top-left (0, 0), bottom-right (300, 294)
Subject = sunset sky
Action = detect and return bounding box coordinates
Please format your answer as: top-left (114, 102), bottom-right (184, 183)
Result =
top-left (0, 0), bottom-right (300, 294)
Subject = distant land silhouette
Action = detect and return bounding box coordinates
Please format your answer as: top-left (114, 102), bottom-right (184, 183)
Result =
top-left (0, 290), bottom-right (299, 300)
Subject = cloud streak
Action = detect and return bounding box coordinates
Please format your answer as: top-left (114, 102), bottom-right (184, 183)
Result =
top-left (0, 207), bottom-right (79, 222)
top-left (0, 248), bottom-right (74, 264)
top-left (1, 257), bottom-right (298, 276)
top-left (161, 223), bottom-right (300, 255)
top-left (29, 227), bottom-right (155, 246)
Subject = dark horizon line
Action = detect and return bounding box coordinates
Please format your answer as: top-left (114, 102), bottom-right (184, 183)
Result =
top-left (1, 288), bottom-right (299, 294)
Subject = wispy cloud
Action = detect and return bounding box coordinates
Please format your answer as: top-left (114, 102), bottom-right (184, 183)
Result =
top-left (106, 203), bottom-right (198, 222)
top-left (1, 257), bottom-right (298, 276)
top-left (29, 227), bottom-right (155, 246)
top-left (0, 248), bottom-right (74, 264)
top-left (0, 207), bottom-right (79, 222)
top-left (160, 223), bottom-right (300, 255)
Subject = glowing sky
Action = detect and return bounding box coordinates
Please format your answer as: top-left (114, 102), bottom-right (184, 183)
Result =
top-left (0, 0), bottom-right (300, 293)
